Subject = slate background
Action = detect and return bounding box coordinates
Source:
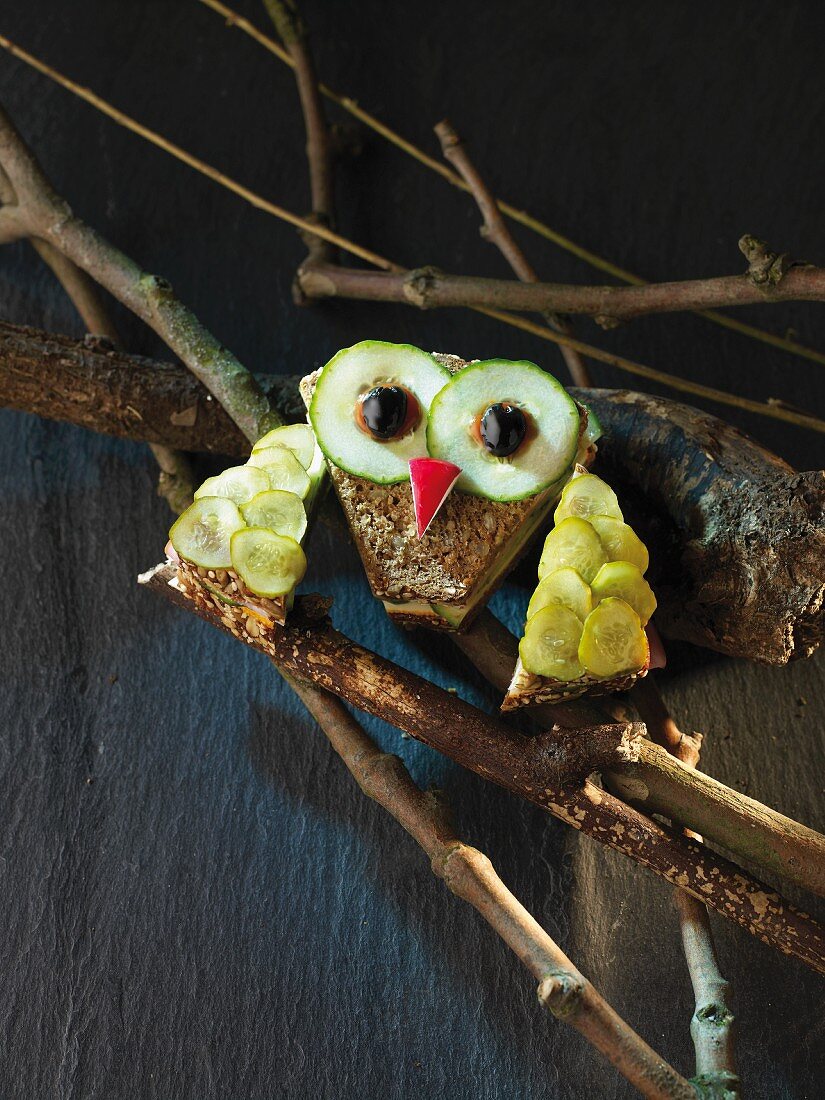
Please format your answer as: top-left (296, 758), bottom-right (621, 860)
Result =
top-left (0, 2), bottom-right (823, 1097)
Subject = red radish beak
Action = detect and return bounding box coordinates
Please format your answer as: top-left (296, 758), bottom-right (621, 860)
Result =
top-left (409, 458), bottom-right (462, 539)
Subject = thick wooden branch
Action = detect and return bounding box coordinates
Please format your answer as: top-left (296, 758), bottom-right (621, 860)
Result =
top-left (454, 611), bottom-right (825, 898)
top-left (578, 387), bottom-right (825, 664)
top-left (0, 321), bottom-right (300, 454)
top-left (2, 318), bottom-right (822, 663)
top-left (141, 561), bottom-right (825, 975)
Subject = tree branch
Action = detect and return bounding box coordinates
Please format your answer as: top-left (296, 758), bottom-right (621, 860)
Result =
top-left (2, 34), bottom-right (822, 434)
top-left (297, 263), bottom-right (825, 435)
top-left (282, 675), bottom-right (697, 1100)
top-left (142, 561), bottom-right (825, 976)
top-left (198, 0), bottom-right (825, 373)
top-left (0, 100), bottom-right (277, 445)
top-left (262, 0), bottom-right (335, 265)
top-left (434, 118), bottom-right (589, 387)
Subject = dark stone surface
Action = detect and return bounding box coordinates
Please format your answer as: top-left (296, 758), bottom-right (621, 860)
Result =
top-left (0, 2), bottom-right (823, 1097)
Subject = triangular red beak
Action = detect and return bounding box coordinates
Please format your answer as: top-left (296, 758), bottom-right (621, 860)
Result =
top-left (409, 458), bottom-right (461, 539)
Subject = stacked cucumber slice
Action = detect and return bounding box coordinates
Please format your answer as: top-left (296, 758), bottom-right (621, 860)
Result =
top-left (169, 423), bottom-right (321, 599)
top-left (519, 472), bottom-right (656, 682)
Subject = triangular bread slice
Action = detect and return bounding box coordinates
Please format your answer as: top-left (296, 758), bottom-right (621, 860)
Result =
top-left (301, 353), bottom-right (592, 631)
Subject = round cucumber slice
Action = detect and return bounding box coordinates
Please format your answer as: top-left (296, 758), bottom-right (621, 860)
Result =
top-left (309, 341), bottom-right (451, 484)
top-left (578, 597), bottom-right (648, 679)
top-left (588, 515), bottom-right (649, 574)
top-left (230, 527), bottom-right (307, 598)
top-left (519, 604), bottom-right (585, 680)
top-left (526, 566), bottom-right (592, 622)
top-left (194, 465), bottom-right (269, 506)
top-left (554, 473), bottom-right (623, 524)
top-left (538, 517), bottom-right (608, 584)
top-left (252, 423), bottom-right (315, 470)
top-left (247, 446), bottom-right (311, 499)
top-left (427, 359), bottom-right (581, 501)
top-left (591, 561), bottom-right (657, 626)
top-left (170, 496), bottom-right (245, 569)
top-left (240, 489), bottom-right (307, 543)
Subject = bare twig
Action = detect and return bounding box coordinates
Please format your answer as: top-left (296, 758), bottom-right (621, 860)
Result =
top-left (0, 152), bottom-right (195, 512)
top-left (283, 676), bottom-right (697, 1100)
top-left (435, 118), bottom-right (589, 386)
top-left (0, 100), bottom-right (277, 444)
top-left (632, 679), bottom-right (738, 1097)
top-left (198, 0), bottom-right (825, 372)
top-left (1, 36), bottom-right (824, 436)
top-left (142, 562), bottom-right (825, 976)
top-left (262, 0), bottom-right (335, 264)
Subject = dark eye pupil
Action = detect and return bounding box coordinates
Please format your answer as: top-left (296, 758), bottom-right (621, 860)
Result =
top-left (360, 385), bottom-right (408, 440)
top-left (480, 403), bottom-right (527, 457)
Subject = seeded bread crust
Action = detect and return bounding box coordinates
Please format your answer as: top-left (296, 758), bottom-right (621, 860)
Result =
top-left (176, 557), bottom-right (289, 628)
top-left (501, 655), bottom-right (647, 710)
top-left (301, 353), bottom-right (569, 616)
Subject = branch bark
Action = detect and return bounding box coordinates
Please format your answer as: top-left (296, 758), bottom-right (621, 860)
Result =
top-left (141, 561), bottom-right (825, 977)
top-left (0, 101), bottom-right (277, 445)
top-left (197, 0), bottom-right (825, 372)
top-left (293, 251), bottom-right (825, 324)
top-left (2, 318), bottom-right (822, 663)
top-left (283, 676), bottom-right (696, 1100)
top-left (434, 119), bottom-right (589, 387)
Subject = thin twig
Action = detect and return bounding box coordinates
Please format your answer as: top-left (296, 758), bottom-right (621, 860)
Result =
top-left (0, 100), bottom-right (279, 443)
top-left (262, 0), bottom-right (335, 264)
top-left (435, 118), bottom-right (589, 386)
top-left (198, 0), bottom-right (825, 372)
top-left (1, 36), bottom-right (823, 435)
top-left (632, 680), bottom-right (738, 1096)
top-left (0, 156), bottom-right (195, 513)
top-left (283, 675), bottom-right (696, 1100)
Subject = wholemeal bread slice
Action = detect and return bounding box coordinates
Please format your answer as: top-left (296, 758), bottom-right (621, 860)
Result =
top-left (301, 353), bottom-right (593, 631)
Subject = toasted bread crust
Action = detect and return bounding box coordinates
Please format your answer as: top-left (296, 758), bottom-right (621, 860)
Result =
top-left (501, 655), bottom-right (647, 710)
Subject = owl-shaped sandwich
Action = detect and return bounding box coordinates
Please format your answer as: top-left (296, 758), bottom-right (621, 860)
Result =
top-left (302, 341), bottom-right (598, 631)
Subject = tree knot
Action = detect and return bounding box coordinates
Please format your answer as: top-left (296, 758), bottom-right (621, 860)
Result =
top-left (403, 266), bottom-right (443, 309)
top-left (537, 971), bottom-right (585, 1018)
top-left (739, 234), bottom-right (801, 287)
